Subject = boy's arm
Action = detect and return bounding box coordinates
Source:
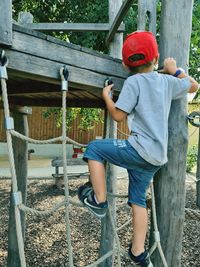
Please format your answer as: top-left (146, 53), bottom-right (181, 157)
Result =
top-left (163, 58), bottom-right (199, 93)
top-left (102, 84), bottom-right (127, 122)
top-left (175, 72), bottom-right (199, 93)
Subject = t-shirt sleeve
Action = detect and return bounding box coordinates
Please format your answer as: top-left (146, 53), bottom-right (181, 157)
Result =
top-left (169, 76), bottom-right (191, 100)
top-left (115, 78), bottom-right (139, 114)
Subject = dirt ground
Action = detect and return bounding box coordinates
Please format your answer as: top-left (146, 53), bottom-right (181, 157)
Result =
top-left (0, 175), bottom-right (200, 267)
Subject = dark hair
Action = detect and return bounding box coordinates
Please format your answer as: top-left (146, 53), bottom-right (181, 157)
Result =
top-left (127, 54), bottom-right (153, 74)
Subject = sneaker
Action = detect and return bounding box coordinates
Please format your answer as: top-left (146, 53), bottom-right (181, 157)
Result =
top-left (128, 245), bottom-right (153, 267)
top-left (78, 183), bottom-right (108, 219)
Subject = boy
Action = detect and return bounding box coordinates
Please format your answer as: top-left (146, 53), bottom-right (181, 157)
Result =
top-left (78, 31), bottom-right (199, 267)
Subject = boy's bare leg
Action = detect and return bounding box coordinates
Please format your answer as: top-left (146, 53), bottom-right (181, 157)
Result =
top-left (88, 159), bottom-right (107, 203)
top-left (131, 204), bottom-right (148, 256)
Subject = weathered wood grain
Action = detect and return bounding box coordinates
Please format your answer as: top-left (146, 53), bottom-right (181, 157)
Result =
top-left (196, 130), bottom-right (200, 207)
top-left (106, 0), bottom-right (134, 44)
top-left (0, 0), bottom-right (12, 46)
top-left (10, 28), bottom-right (127, 78)
top-left (22, 22), bottom-right (125, 32)
top-left (137, 0), bottom-right (157, 35)
top-left (99, 1), bottom-right (123, 266)
top-left (5, 49), bottom-right (125, 93)
top-left (151, 1), bottom-right (194, 266)
top-left (7, 112), bottom-right (29, 267)
top-left (1, 24), bottom-right (127, 107)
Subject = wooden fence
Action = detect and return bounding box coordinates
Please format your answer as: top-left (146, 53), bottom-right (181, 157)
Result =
top-left (1, 104), bottom-right (199, 145)
top-left (0, 107), bottom-right (129, 143)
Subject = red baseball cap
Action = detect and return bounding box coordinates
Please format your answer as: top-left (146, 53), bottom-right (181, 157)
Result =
top-left (122, 31), bottom-right (158, 67)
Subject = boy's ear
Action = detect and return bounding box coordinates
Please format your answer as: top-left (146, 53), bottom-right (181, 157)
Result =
top-left (154, 54), bottom-right (159, 64)
top-left (122, 61), bottom-right (130, 72)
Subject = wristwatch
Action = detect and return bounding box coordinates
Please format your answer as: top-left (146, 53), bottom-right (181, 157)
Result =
top-left (173, 68), bottom-right (185, 77)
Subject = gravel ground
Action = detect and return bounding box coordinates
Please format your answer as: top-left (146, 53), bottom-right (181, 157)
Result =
top-left (0, 175), bottom-right (200, 267)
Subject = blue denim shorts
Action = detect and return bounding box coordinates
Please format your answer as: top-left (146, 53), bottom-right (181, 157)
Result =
top-left (83, 139), bottom-right (160, 208)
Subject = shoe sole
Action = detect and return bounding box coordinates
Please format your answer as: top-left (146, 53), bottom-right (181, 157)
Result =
top-left (83, 198), bottom-right (107, 219)
top-left (134, 262), bottom-right (153, 267)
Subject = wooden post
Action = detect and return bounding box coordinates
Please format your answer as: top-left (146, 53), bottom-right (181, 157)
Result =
top-left (150, 1), bottom-right (194, 266)
top-left (99, 1), bottom-right (123, 266)
top-left (0, 0), bottom-right (12, 46)
top-left (7, 107), bottom-right (31, 267)
top-left (18, 12), bottom-right (34, 24)
top-left (137, 0), bottom-right (157, 35)
top-left (196, 129), bottom-right (200, 207)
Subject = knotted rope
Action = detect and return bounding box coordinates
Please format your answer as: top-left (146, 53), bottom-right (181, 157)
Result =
top-left (3, 50), bottom-right (200, 267)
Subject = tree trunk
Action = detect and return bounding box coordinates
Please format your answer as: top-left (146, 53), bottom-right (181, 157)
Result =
top-left (99, 1), bottom-right (123, 266)
top-left (150, 1), bottom-right (194, 266)
top-left (196, 129), bottom-right (200, 207)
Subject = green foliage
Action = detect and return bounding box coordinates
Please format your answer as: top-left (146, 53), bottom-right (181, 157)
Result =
top-left (123, 4), bottom-right (138, 35)
top-left (190, 0), bottom-right (200, 100)
top-left (43, 107), bottom-right (103, 130)
top-left (12, 0), bottom-right (108, 53)
top-left (78, 108), bottom-right (103, 130)
top-left (186, 145), bottom-right (198, 172)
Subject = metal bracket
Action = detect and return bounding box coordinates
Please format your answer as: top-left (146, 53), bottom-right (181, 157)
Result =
top-left (104, 78), bottom-right (114, 98)
top-left (60, 65), bottom-right (69, 91)
top-left (62, 80), bottom-right (68, 91)
top-left (4, 117), bottom-right (14, 130)
top-left (187, 111), bottom-right (200, 127)
top-left (13, 191), bottom-right (22, 205)
top-left (0, 65), bottom-right (8, 79)
top-left (0, 50), bottom-right (8, 79)
top-left (154, 231), bottom-right (160, 242)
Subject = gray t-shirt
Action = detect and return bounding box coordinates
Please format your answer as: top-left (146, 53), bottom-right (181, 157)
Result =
top-left (115, 71), bottom-right (190, 166)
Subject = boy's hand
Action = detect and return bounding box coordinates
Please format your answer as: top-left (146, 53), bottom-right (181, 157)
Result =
top-left (102, 84), bottom-right (114, 100)
top-left (163, 57), bottom-right (178, 75)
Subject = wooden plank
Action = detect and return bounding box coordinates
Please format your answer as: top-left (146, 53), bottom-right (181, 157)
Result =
top-left (10, 106), bottom-right (32, 115)
top-left (5, 50), bottom-right (124, 94)
top-left (7, 96), bottom-right (106, 108)
top-left (151, 1), bottom-right (194, 266)
top-left (12, 24), bottom-right (119, 60)
top-left (10, 29), bottom-right (127, 78)
top-left (0, 0), bottom-right (12, 46)
top-left (99, 1), bottom-right (123, 266)
top-left (137, 0), bottom-right (157, 35)
top-left (106, 0), bottom-right (134, 44)
top-left (22, 22), bottom-right (125, 32)
top-left (7, 112), bottom-right (29, 267)
top-left (196, 129), bottom-right (200, 207)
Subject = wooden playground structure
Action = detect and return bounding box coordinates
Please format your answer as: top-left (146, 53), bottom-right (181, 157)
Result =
top-left (0, 0), bottom-right (198, 266)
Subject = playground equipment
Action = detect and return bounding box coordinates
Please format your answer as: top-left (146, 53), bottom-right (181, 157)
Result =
top-left (0, 0), bottom-right (199, 266)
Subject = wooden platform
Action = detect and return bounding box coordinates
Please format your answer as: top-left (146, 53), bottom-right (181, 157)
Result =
top-left (1, 24), bottom-right (127, 108)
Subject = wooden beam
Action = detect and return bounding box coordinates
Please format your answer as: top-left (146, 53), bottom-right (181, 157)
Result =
top-left (106, 0), bottom-right (134, 44)
top-left (196, 129), bottom-right (200, 207)
top-left (10, 26), bottom-right (127, 78)
top-left (21, 22), bottom-right (125, 32)
top-left (10, 106), bottom-right (32, 115)
top-left (5, 50), bottom-right (125, 94)
top-left (7, 96), bottom-right (106, 108)
top-left (151, 1), bottom-right (194, 266)
top-left (6, 79), bottom-right (111, 102)
top-left (99, 1), bottom-right (123, 266)
top-left (0, 0), bottom-right (12, 46)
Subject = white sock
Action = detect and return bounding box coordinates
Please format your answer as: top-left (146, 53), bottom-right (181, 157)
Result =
top-left (94, 194), bottom-right (100, 204)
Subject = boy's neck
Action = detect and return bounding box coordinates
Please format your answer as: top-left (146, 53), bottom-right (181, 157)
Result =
top-left (138, 64), bottom-right (154, 74)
